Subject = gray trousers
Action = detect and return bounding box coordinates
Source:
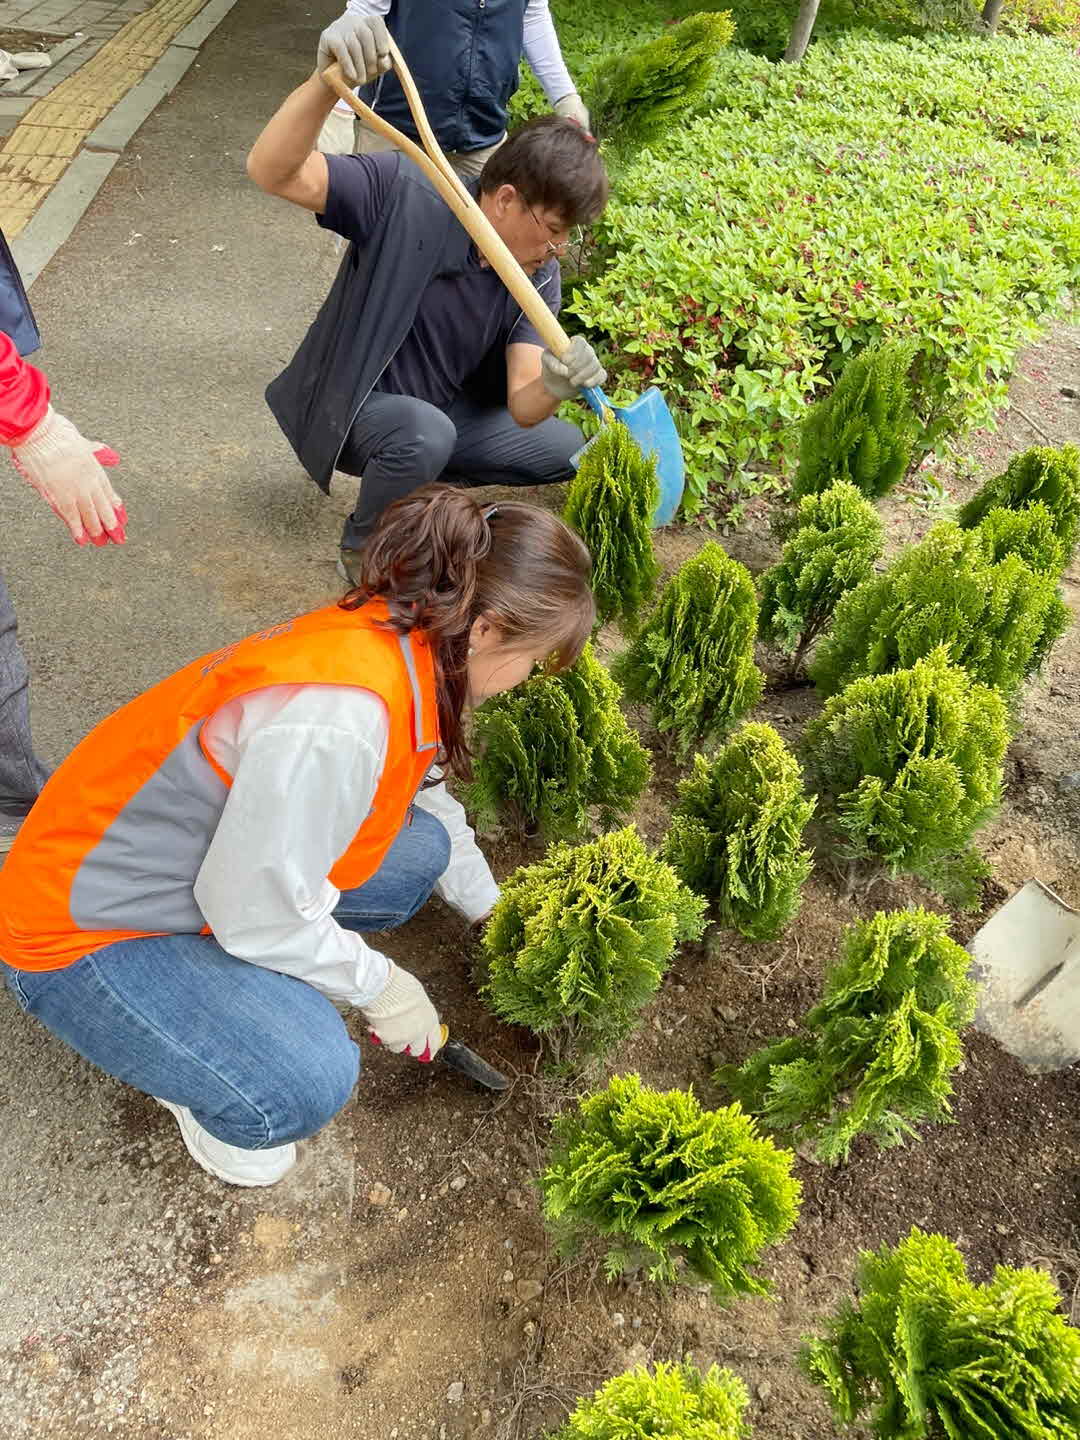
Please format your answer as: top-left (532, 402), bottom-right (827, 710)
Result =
top-left (0, 568), bottom-right (48, 811)
top-left (337, 390), bottom-right (582, 549)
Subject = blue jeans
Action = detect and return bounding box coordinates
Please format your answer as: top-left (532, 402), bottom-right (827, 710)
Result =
top-left (5, 808), bottom-right (451, 1149)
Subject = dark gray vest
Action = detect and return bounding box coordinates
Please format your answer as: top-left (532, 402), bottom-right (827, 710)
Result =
top-left (266, 156), bottom-right (475, 493)
top-left (266, 154), bottom-right (552, 493)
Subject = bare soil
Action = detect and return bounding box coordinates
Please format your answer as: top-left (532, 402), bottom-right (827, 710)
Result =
top-left (12, 324), bottom-right (1079, 1440)
top-left (0, 29), bottom-right (73, 53)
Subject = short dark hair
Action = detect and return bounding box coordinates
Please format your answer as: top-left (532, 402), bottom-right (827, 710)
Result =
top-left (479, 115), bottom-right (609, 228)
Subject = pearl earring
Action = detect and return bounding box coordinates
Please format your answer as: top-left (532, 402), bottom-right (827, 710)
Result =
top-left (468, 646), bottom-right (474, 656)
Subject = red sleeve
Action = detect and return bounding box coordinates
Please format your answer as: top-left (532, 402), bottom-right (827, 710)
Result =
top-left (0, 330), bottom-right (49, 445)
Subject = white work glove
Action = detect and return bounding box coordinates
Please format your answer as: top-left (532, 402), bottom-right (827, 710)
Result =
top-left (541, 336), bottom-right (607, 402)
top-left (317, 12), bottom-right (391, 86)
top-left (360, 961), bottom-right (442, 1062)
top-left (553, 92), bottom-right (590, 133)
top-left (11, 406), bottom-right (126, 546)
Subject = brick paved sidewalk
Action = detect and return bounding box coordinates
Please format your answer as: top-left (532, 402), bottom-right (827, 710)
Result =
top-left (0, 0), bottom-right (227, 236)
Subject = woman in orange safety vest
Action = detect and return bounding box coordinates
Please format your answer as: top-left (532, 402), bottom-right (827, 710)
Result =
top-left (0, 484), bottom-right (593, 1187)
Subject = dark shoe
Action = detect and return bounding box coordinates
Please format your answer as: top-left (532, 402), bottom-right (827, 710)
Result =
top-left (0, 804), bottom-right (32, 856)
top-left (337, 547), bottom-right (365, 587)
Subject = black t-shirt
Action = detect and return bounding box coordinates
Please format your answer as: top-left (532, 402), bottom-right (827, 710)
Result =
top-left (317, 152), bottom-right (561, 410)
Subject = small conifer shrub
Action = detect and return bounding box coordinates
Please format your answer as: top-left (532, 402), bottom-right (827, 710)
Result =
top-left (467, 644), bottom-right (650, 840)
top-left (614, 543), bottom-right (764, 755)
top-left (804, 1227), bottom-right (1080, 1438)
top-left (719, 909), bottom-right (977, 1163)
top-left (541, 1073), bottom-right (800, 1298)
top-left (976, 500), bottom-right (1067, 576)
top-left (792, 339), bottom-right (918, 501)
top-left (810, 521), bottom-right (1071, 702)
top-left (758, 481), bottom-right (884, 674)
top-left (802, 650), bottom-right (1009, 897)
top-left (587, 12), bottom-right (735, 155)
top-left (481, 828), bottom-right (705, 1061)
top-left (562, 419), bottom-right (660, 634)
top-left (549, 1361), bottom-right (751, 1440)
top-left (958, 442), bottom-right (1080, 564)
top-left (662, 724), bottom-right (814, 941)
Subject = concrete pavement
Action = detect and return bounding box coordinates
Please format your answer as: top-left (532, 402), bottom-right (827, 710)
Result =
top-left (1, 4), bottom-right (380, 1433)
top-left (1, 0), bottom-right (242, 246)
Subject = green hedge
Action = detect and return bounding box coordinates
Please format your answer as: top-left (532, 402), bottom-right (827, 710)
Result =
top-left (564, 32), bottom-right (1080, 511)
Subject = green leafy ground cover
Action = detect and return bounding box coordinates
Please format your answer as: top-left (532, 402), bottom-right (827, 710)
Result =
top-left (517, 10), bottom-right (1080, 513)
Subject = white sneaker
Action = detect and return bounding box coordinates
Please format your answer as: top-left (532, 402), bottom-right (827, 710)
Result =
top-left (154, 1098), bottom-right (297, 1187)
top-left (0, 805), bottom-right (31, 856)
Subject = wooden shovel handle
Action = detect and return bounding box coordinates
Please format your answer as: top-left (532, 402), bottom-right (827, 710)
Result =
top-left (321, 55), bottom-right (573, 359)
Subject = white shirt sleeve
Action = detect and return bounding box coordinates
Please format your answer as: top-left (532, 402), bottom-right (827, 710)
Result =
top-left (345, 0), bottom-right (391, 15)
top-left (523, 0), bottom-right (576, 107)
top-left (415, 772), bottom-right (500, 923)
top-left (194, 684), bottom-right (394, 1008)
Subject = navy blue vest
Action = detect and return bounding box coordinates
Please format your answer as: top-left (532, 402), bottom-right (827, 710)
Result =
top-left (1, 230), bottom-right (41, 357)
top-left (373, 0), bottom-right (527, 154)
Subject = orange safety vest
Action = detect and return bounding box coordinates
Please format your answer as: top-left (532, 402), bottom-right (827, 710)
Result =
top-left (0, 600), bottom-right (439, 973)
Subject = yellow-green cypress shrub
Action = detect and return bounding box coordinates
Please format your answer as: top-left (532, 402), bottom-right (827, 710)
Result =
top-left (549, 1362), bottom-right (750, 1440)
top-left (759, 480), bottom-right (884, 674)
top-left (809, 521), bottom-right (1071, 702)
top-left (467, 644), bottom-right (650, 840)
top-left (481, 827), bottom-right (705, 1061)
top-left (541, 1073), bottom-right (800, 1298)
top-left (805, 1228), bottom-right (1080, 1438)
top-left (662, 724), bottom-right (814, 940)
top-left (562, 419), bottom-right (660, 635)
top-left (615, 543), bottom-right (764, 755)
top-left (802, 650), bottom-right (1009, 898)
top-left (719, 908), bottom-right (977, 1163)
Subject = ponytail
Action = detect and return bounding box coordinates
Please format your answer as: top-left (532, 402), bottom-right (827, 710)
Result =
top-left (341, 485), bottom-right (594, 776)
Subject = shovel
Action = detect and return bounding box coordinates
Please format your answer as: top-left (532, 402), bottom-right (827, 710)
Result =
top-left (322, 54), bottom-right (686, 526)
top-left (967, 878), bottom-right (1080, 1072)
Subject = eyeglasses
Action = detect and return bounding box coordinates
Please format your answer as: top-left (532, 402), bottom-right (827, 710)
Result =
top-left (525, 202), bottom-right (582, 255)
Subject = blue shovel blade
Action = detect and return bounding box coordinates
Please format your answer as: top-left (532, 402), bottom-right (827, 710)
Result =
top-left (571, 385), bottom-right (685, 527)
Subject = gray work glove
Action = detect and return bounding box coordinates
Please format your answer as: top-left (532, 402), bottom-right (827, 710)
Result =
top-left (317, 12), bottom-right (391, 86)
top-left (553, 92), bottom-right (591, 132)
top-left (541, 336), bottom-right (607, 402)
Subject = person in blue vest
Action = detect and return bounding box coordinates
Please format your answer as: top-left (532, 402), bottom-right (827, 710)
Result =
top-left (0, 230), bottom-right (127, 852)
top-left (250, 11), bottom-right (608, 585)
top-left (317, 0), bottom-right (589, 177)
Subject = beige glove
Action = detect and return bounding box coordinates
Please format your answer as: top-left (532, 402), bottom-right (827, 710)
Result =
top-left (12, 406), bottom-right (125, 546)
top-left (317, 12), bottom-right (391, 86)
top-left (361, 962), bottom-right (442, 1062)
top-left (541, 335), bottom-right (607, 402)
top-left (553, 92), bottom-right (591, 132)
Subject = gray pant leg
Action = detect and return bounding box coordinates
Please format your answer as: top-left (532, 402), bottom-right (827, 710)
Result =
top-left (0, 568), bottom-right (49, 809)
top-left (336, 391), bottom-right (457, 549)
top-left (443, 393), bottom-right (582, 489)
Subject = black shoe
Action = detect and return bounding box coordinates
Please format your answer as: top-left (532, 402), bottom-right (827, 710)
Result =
top-left (337, 547), bottom-right (365, 587)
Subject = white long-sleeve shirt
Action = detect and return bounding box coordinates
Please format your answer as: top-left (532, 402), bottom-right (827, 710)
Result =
top-left (340, 0), bottom-right (576, 110)
top-left (192, 683), bottom-right (498, 1008)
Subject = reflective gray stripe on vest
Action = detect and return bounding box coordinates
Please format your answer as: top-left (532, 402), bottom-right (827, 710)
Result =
top-left (69, 724), bottom-right (227, 934)
top-left (398, 633), bottom-right (437, 752)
